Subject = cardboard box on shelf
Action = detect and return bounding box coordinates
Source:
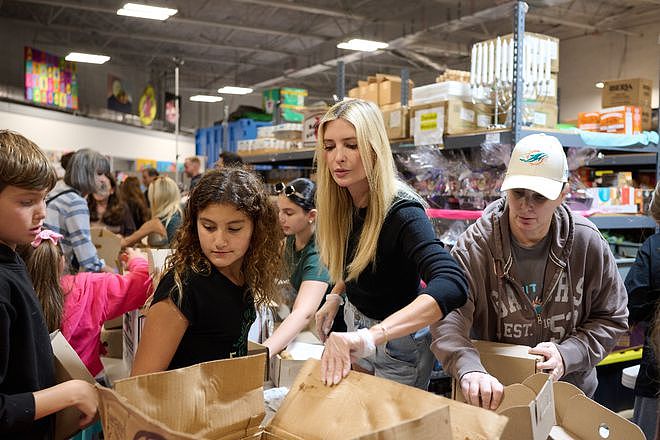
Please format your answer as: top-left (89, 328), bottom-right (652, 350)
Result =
top-left (523, 101), bottom-right (558, 129)
top-left (380, 102), bottom-right (410, 140)
top-left (599, 105), bottom-right (642, 135)
top-left (375, 74), bottom-right (414, 106)
top-left (411, 100), bottom-right (477, 146)
top-left (50, 331), bottom-right (96, 440)
top-left (348, 87), bottom-right (359, 98)
top-left (359, 82), bottom-right (379, 105)
top-left (602, 78), bottom-right (652, 109)
top-left (412, 81), bottom-right (472, 105)
top-left (97, 355), bottom-right (509, 440)
top-left (452, 340), bottom-right (543, 402)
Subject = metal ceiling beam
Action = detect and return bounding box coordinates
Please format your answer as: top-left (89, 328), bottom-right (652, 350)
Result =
top-left (526, 13), bottom-right (644, 37)
top-left (12, 0), bottom-right (329, 40)
top-left (250, 1), bottom-right (518, 89)
top-left (230, 0), bottom-right (368, 20)
top-left (392, 49), bottom-right (447, 72)
top-left (0, 17), bottom-right (295, 56)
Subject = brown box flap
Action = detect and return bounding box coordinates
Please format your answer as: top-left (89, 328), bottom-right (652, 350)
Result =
top-left (99, 354), bottom-right (266, 440)
top-left (497, 373), bottom-right (556, 440)
top-left (266, 359), bottom-right (508, 440)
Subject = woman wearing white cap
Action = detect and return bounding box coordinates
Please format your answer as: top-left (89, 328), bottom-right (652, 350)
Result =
top-left (431, 133), bottom-right (628, 409)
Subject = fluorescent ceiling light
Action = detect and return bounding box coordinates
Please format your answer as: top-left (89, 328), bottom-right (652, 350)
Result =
top-left (217, 86), bottom-right (253, 95)
top-left (117, 3), bottom-right (178, 21)
top-left (337, 38), bottom-right (388, 52)
top-left (65, 52), bottom-right (110, 64)
top-left (190, 95), bottom-right (224, 102)
top-left (595, 81), bottom-right (605, 89)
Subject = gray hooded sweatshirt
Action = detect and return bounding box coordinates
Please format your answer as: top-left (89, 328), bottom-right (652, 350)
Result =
top-left (431, 198), bottom-right (628, 397)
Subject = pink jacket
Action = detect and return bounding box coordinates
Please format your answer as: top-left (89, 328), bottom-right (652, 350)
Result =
top-left (60, 257), bottom-right (152, 376)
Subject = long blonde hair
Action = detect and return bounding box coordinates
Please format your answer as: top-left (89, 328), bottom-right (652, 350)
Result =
top-left (315, 99), bottom-right (420, 283)
top-left (148, 176), bottom-right (182, 227)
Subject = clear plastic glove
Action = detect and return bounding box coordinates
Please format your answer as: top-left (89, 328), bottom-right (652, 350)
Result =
top-left (459, 371), bottom-right (505, 410)
top-left (529, 341), bottom-right (565, 381)
top-left (315, 294), bottom-right (341, 343)
top-left (320, 328), bottom-right (375, 386)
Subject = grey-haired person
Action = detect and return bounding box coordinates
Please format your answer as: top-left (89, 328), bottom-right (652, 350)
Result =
top-left (431, 133), bottom-right (628, 409)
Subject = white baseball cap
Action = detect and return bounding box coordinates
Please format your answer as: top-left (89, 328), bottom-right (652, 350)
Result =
top-left (500, 133), bottom-right (569, 201)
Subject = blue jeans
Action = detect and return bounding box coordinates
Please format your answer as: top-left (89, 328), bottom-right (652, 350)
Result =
top-left (344, 300), bottom-right (434, 390)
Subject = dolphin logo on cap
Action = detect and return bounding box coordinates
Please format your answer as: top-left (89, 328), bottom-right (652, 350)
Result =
top-left (519, 150), bottom-right (548, 165)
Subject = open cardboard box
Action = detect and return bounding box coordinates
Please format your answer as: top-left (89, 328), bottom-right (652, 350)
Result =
top-left (269, 340), bottom-right (324, 388)
top-left (496, 373), bottom-right (644, 440)
top-left (90, 226), bottom-right (122, 272)
top-left (50, 330), bottom-right (96, 440)
top-left (452, 340), bottom-right (543, 402)
top-left (97, 354), bottom-right (509, 439)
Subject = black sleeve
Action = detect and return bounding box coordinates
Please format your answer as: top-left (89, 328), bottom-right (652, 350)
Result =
top-left (0, 300), bottom-right (37, 433)
top-left (152, 270), bottom-right (196, 324)
top-left (396, 205), bottom-right (469, 317)
top-left (624, 238), bottom-right (659, 323)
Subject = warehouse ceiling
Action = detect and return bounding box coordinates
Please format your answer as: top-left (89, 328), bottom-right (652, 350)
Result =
top-left (1, 0), bottom-right (659, 101)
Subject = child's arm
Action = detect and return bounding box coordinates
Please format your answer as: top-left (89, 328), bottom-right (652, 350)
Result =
top-left (264, 280), bottom-right (327, 356)
top-left (130, 298), bottom-right (188, 376)
top-left (33, 379), bottom-right (98, 427)
top-left (121, 218), bottom-right (164, 248)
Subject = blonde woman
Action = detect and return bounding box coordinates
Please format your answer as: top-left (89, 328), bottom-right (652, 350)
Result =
top-left (121, 176), bottom-right (183, 248)
top-left (314, 99), bottom-right (468, 388)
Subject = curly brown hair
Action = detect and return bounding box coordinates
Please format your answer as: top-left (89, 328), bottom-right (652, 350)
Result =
top-left (166, 166), bottom-right (282, 308)
top-left (120, 175), bottom-right (150, 226)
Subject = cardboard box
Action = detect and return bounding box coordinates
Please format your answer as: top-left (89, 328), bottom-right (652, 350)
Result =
top-left (496, 373), bottom-right (556, 440)
top-left (599, 105), bottom-right (642, 135)
top-left (348, 87), bottom-right (359, 98)
top-left (412, 81), bottom-right (472, 105)
top-left (98, 355), bottom-right (509, 440)
top-left (380, 102), bottom-right (410, 140)
top-left (452, 340), bottom-right (543, 402)
top-left (101, 326), bottom-right (123, 359)
top-left (411, 100), bottom-right (477, 145)
top-left (375, 74), bottom-right (414, 106)
top-left (497, 373), bottom-right (644, 440)
top-left (523, 101), bottom-right (558, 129)
top-left (602, 78), bottom-right (652, 109)
top-left (90, 226), bottom-right (122, 272)
top-left (269, 341), bottom-right (324, 388)
top-left (359, 82), bottom-right (379, 105)
top-left (51, 331), bottom-right (96, 440)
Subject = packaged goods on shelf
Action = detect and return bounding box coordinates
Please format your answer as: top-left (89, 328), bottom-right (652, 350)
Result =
top-left (257, 125), bottom-right (274, 138)
top-left (302, 103), bottom-right (329, 146)
top-left (578, 111), bottom-right (601, 131)
top-left (411, 81), bottom-right (471, 105)
top-left (602, 78), bottom-right (652, 131)
top-left (411, 100), bottom-right (477, 145)
top-left (273, 123), bottom-right (303, 141)
top-left (263, 87), bottom-right (307, 123)
top-left (380, 102), bottom-right (409, 140)
top-left (521, 100), bottom-right (558, 129)
top-left (599, 105), bottom-right (643, 135)
top-left (436, 69), bottom-right (471, 83)
top-left (350, 74), bottom-right (414, 107)
top-left (585, 186), bottom-right (638, 213)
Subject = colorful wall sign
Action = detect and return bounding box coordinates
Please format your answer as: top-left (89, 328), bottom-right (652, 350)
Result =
top-left (24, 47), bottom-right (78, 110)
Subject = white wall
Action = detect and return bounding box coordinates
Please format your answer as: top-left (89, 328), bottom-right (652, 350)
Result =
top-left (0, 101), bottom-right (195, 162)
top-left (558, 26), bottom-right (659, 122)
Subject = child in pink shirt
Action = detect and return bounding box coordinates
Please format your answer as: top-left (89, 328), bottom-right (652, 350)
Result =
top-left (21, 230), bottom-right (152, 376)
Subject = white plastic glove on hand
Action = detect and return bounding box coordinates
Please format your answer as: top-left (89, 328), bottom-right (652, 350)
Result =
top-left (320, 328), bottom-right (376, 386)
top-left (315, 294), bottom-right (341, 342)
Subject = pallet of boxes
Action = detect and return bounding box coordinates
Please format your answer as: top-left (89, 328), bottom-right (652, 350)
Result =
top-left (451, 340), bottom-right (645, 440)
top-left (348, 73), bottom-right (414, 141)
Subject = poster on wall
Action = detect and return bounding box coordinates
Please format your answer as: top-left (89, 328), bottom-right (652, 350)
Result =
top-left (24, 47), bottom-right (79, 110)
top-left (164, 92), bottom-right (180, 125)
top-left (138, 85), bottom-right (157, 126)
top-left (107, 74), bottom-right (133, 113)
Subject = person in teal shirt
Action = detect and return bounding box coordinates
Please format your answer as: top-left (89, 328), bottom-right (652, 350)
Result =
top-left (264, 178), bottom-right (345, 356)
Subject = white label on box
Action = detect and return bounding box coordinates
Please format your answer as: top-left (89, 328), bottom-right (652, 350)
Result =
top-left (460, 108), bottom-right (475, 122)
top-left (533, 111), bottom-right (547, 126)
top-left (477, 114), bottom-right (491, 128)
top-left (389, 110), bottom-right (401, 128)
top-left (413, 107), bottom-right (444, 146)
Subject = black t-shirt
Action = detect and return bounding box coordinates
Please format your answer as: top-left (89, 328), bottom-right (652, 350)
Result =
top-left (0, 244), bottom-right (55, 439)
top-left (152, 267), bottom-right (256, 370)
top-left (345, 197), bottom-right (468, 320)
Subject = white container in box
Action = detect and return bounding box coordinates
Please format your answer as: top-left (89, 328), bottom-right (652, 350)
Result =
top-left (257, 126), bottom-right (274, 138)
top-left (412, 81), bottom-right (471, 105)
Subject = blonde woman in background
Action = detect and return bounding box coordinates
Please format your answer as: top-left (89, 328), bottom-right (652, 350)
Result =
top-left (313, 99), bottom-right (468, 388)
top-left (624, 182), bottom-right (660, 440)
top-left (121, 176), bottom-right (183, 248)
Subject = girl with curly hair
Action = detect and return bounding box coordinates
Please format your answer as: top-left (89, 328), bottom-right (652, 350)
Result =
top-left (131, 167), bottom-right (282, 374)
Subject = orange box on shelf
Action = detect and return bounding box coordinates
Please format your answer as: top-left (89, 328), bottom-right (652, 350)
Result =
top-left (599, 106), bottom-right (642, 135)
top-left (577, 111), bottom-right (600, 132)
